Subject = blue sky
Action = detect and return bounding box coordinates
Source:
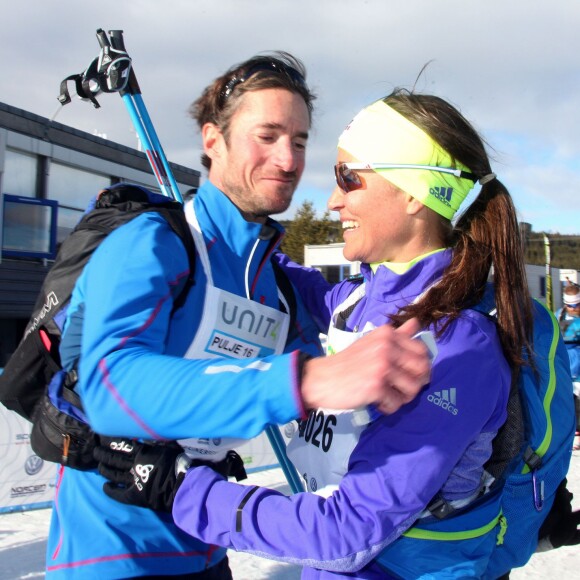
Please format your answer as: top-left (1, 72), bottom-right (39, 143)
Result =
top-left (1, 0), bottom-right (579, 234)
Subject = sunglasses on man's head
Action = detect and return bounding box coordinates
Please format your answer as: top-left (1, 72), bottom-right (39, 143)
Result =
top-left (219, 61), bottom-right (307, 107)
top-left (333, 162), bottom-right (477, 193)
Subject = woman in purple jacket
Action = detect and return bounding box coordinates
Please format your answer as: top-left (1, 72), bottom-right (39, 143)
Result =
top-left (97, 90), bottom-right (535, 578)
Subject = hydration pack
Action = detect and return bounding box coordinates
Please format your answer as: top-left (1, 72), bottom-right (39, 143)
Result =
top-left (377, 288), bottom-right (575, 578)
top-left (0, 183), bottom-right (196, 468)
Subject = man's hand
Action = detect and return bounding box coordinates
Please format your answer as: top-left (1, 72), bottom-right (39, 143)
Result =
top-left (301, 318), bottom-right (431, 413)
top-left (94, 437), bottom-right (185, 512)
top-left (94, 437), bottom-right (247, 512)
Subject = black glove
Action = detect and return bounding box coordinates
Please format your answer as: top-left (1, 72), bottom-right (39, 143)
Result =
top-left (538, 478), bottom-right (580, 550)
top-left (94, 437), bottom-right (247, 512)
top-left (94, 437), bottom-right (184, 512)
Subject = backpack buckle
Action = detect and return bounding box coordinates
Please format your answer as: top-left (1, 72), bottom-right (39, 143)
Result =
top-left (427, 495), bottom-right (456, 520)
top-left (523, 446), bottom-right (542, 471)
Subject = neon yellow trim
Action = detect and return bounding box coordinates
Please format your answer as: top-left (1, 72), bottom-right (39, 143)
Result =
top-left (370, 248), bottom-right (446, 274)
top-left (521, 301), bottom-right (559, 473)
top-left (338, 101), bottom-right (475, 219)
top-left (402, 511), bottom-right (502, 541)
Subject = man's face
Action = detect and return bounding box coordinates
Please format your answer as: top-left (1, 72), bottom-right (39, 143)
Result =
top-left (207, 88), bottom-right (310, 221)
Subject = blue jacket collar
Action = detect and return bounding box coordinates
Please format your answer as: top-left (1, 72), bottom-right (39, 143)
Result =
top-left (190, 181), bottom-right (285, 300)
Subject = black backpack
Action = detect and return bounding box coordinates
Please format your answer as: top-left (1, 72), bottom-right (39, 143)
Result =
top-left (0, 183), bottom-right (196, 468)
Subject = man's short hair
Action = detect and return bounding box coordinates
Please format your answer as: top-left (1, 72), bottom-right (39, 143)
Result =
top-left (189, 51), bottom-right (316, 170)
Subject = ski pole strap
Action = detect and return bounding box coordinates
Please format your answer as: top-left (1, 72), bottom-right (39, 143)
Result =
top-left (58, 73), bottom-right (101, 108)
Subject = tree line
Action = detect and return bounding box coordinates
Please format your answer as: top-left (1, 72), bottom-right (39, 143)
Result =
top-left (279, 201), bottom-right (342, 264)
top-left (523, 233), bottom-right (580, 270)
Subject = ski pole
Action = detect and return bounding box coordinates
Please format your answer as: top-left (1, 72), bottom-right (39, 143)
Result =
top-left (57, 28), bottom-right (182, 202)
top-left (105, 30), bottom-right (182, 202)
top-left (124, 93), bottom-right (182, 202)
top-left (266, 425), bottom-right (304, 494)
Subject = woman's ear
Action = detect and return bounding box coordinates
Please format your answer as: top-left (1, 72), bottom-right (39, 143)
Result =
top-left (406, 194), bottom-right (425, 216)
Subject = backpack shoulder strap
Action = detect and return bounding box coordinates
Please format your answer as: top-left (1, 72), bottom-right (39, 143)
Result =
top-left (334, 276), bottom-right (365, 331)
top-left (424, 284), bottom-right (523, 518)
top-left (97, 184), bottom-right (197, 310)
top-left (155, 206), bottom-right (196, 310)
top-left (465, 284), bottom-right (526, 480)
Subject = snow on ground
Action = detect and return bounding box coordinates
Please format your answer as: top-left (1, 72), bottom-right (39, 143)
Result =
top-left (1, 453), bottom-right (579, 579)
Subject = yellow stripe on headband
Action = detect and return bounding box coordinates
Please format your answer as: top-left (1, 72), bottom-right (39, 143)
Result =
top-left (338, 100), bottom-right (475, 219)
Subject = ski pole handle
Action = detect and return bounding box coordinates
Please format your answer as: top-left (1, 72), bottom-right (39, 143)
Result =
top-left (57, 29), bottom-right (183, 202)
top-left (107, 30), bottom-right (141, 95)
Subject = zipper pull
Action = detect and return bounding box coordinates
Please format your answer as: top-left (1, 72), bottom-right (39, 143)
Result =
top-left (62, 433), bottom-right (71, 465)
top-left (496, 514), bottom-right (508, 545)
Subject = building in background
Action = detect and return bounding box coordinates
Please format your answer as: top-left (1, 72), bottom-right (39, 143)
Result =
top-left (560, 269), bottom-right (579, 286)
top-left (305, 242), bottom-right (577, 312)
top-left (304, 243), bottom-right (361, 283)
top-left (0, 101), bottom-right (200, 367)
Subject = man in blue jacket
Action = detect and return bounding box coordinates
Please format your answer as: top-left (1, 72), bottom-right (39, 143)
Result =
top-left (46, 52), bottom-right (431, 579)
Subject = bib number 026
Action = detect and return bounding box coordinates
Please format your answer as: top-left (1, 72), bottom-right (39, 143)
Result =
top-left (298, 410), bottom-right (337, 452)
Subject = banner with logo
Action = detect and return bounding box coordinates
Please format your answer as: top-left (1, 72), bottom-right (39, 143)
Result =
top-left (0, 404), bottom-right (291, 512)
top-left (0, 406), bottom-right (57, 513)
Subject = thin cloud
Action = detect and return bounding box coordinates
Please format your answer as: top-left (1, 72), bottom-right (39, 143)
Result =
top-left (1, 0), bottom-right (579, 232)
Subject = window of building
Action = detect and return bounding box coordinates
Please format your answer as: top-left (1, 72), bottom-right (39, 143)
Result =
top-left (317, 265), bottom-right (352, 283)
top-left (2, 149), bottom-right (38, 197)
top-left (2, 195), bottom-right (57, 259)
top-left (49, 162), bottom-right (111, 241)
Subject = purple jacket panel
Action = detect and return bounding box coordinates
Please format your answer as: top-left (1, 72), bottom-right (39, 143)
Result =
top-left (173, 250), bottom-right (511, 576)
top-left (272, 253), bottom-right (353, 334)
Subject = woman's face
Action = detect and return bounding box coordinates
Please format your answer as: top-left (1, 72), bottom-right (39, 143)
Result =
top-left (328, 151), bottom-right (418, 264)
